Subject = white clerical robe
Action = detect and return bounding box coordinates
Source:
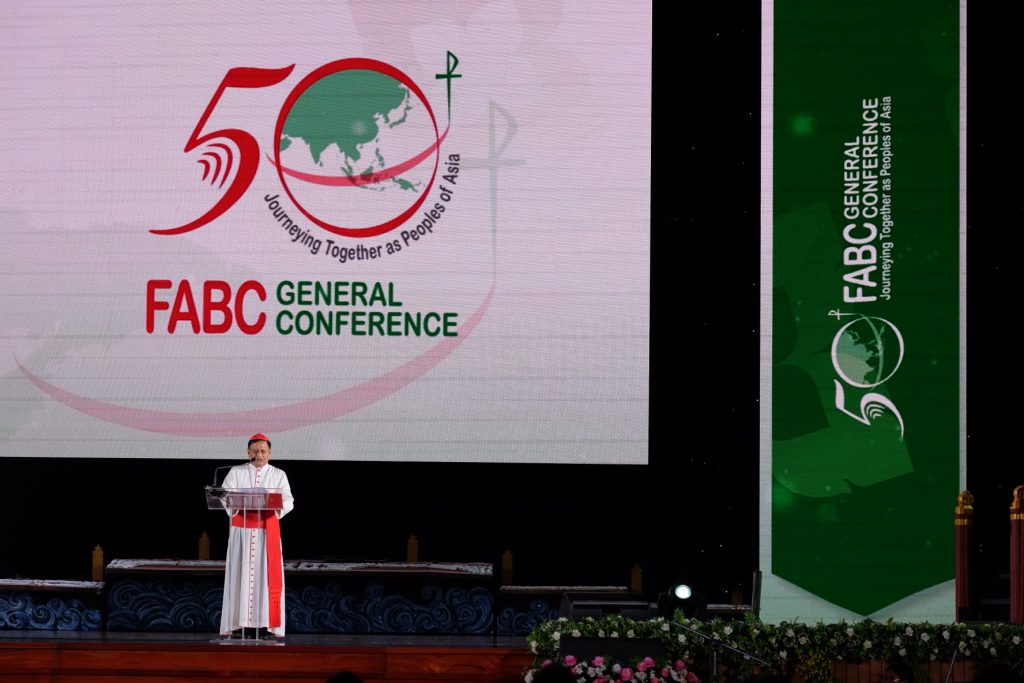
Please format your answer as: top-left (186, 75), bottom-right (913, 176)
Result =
top-left (219, 462), bottom-right (294, 636)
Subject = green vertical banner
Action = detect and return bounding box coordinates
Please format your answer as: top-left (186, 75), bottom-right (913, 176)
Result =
top-left (763, 0), bottom-right (963, 620)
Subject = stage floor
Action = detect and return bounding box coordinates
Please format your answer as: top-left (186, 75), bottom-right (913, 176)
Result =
top-left (0, 631), bottom-right (535, 683)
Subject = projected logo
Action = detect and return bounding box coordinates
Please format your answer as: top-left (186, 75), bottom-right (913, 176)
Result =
top-left (17, 51), bottom-right (495, 436)
top-left (275, 59), bottom-right (445, 237)
top-left (152, 55), bottom-right (458, 241)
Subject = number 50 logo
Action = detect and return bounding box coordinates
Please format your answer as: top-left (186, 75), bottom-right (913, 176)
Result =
top-left (153, 59), bottom-right (446, 238)
top-left (830, 315), bottom-right (907, 436)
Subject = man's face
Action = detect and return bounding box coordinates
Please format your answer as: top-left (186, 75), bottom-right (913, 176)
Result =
top-left (248, 441), bottom-right (272, 468)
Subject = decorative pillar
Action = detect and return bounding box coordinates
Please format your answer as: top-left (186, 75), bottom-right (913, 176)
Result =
top-left (501, 549), bottom-right (514, 585)
top-left (955, 490), bottom-right (973, 622)
top-left (1011, 486), bottom-right (1024, 623)
top-left (630, 563), bottom-right (642, 593)
top-left (198, 532), bottom-right (210, 561)
top-left (406, 534), bottom-right (419, 562)
top-left (91, 545), bottom-right (104, 582)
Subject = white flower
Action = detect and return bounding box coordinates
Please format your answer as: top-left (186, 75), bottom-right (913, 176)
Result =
top-left (799, 636), bottom-right (808, 645)
top-left (525, 672), bottom-right (534, 683)
top-left (678, 635), bottom-right (687, 643)
top-left (894, 637), bottom-right (902, 646)
top-left (559, 617), bottom-right (568, 622)
top-left (598, 630), bottom-right (606, 638)
top-left (530, 641), bottom-right (538, 653)
top-left (662, 623), bottom-right (670, 631)
top-left (613, 664), bottom-right (622, 673)
top-left (991, 647), bottom-right (998, 656)
top-left (553, 632), bottom-right (561, 641)
top-left (610, 631), bottom-right (619, 638)
top-left (779, 650), bottom-right (788, 660)
top-left (899, 648), bottom-right (907, 656)
top-left (968, 629), bottom-right (976, 637)
top-left (943, 630), bottom-right (951, 640)
top-left (724, 626), bottom-right (733, 635)
top-left (847, 627), bottom-right (855, 636)
top-left (627, 630), bottom-right (635, 638)
top-left (786, 628), bottom-right (795, 637)
top-left (863, 640), bottom-right (873, 650)
top-left (921, 633), bottom-right (930, 642)
top-left (1014, 635), bottom-right (1021, 645)
top-left (905, 626), bottom-right (914, 636)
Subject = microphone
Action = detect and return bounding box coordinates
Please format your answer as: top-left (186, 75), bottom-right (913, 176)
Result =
top-left (206, 464), bottom-right (241, 503)
top-left (211, 465), bottom-right (236, 487)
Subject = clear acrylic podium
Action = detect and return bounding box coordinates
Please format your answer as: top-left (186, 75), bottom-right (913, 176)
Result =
top-left (205, 486), bottom-right (285, 514)
top-left (205, 485), bottom-right (285, 643)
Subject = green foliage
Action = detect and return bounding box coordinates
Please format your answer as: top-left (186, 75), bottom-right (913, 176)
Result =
top-left (796, 648), bottom-right (833, 683)
top-left (525, 613), bottom-right (1024, 682)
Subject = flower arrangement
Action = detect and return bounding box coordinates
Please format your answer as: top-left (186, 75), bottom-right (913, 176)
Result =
top-left (526, 613), bottom-right (1024, 682)
top-left (525, 654), bottom-right (699, 683)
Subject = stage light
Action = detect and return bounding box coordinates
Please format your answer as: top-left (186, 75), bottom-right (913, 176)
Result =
top-left (658, 582), bottom-right (706, 619)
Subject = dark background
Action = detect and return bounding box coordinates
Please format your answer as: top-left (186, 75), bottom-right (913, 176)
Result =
top-left (2, 3), bottom-right (1014, 609)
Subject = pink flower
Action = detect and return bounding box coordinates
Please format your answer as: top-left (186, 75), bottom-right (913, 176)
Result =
top-left (564, 655), bottom-right (577, 667)
top-left (661, 667), bottom-right (672, 677)
top-left (687, 671), bottom-right (699, 683)
top-left (637, 661), bottom-right (649, 672)
top-left (620, 667), bottom-right (634, 680)
top-left (675, 660), bottom-right (687, 671)
top-left (592, 656), bottom-right (606, 666)
top-left (643, 657), bottom-right (656, 667)
top-left (542, 660), bottom-right (553, 668)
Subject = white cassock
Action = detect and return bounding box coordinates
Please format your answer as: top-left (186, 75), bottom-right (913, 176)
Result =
top-left (219, 462), bottom-right (294, 636)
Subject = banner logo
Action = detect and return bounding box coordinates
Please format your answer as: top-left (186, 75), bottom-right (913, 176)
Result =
top-left (829, 312), bottom-right (906, 435)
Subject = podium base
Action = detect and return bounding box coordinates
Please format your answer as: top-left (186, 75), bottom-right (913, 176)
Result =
top-left (213, 636), bottom-right (286, 646)
top-left (212, 629), bottom-right (286, 645)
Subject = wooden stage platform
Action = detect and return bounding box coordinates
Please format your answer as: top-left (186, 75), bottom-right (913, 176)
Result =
top-left (0, 632), bottom-right (535, 683)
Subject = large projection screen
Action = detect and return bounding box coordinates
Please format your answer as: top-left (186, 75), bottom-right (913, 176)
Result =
top-left (0, 2), bottom-right (652, 463)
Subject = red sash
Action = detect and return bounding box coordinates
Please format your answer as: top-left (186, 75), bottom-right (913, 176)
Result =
top-left (231, 510), bottom-right (283, 628)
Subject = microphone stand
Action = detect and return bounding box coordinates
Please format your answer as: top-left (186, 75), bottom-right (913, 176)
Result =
top-left (207, 462), bottom-right (249, 497)
top-left (672, 620), bottom-right (775, 681)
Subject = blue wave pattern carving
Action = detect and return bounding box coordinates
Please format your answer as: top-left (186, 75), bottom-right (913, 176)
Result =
top-left (0, 591), bottom-right (101, 631)
top-left (288, 582), bottom-right (493, 634)
top-left (497, 599), bottom-right (559, 635)
top-left (106, 580), bottom-right (221, 631)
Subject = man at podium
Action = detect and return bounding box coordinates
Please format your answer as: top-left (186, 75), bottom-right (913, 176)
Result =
top-left (219, 433), bottom-right (294, 639)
